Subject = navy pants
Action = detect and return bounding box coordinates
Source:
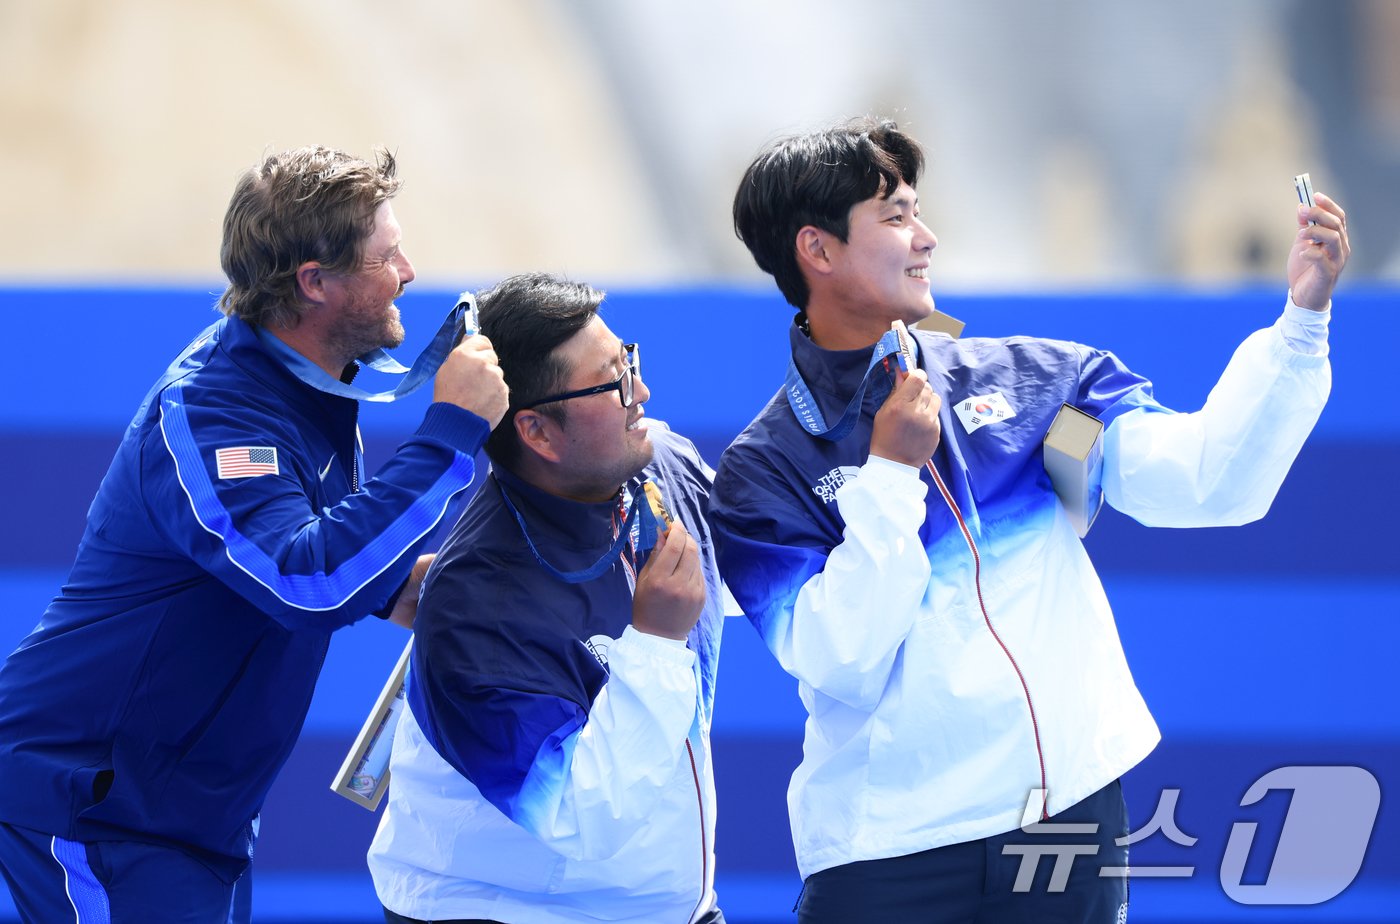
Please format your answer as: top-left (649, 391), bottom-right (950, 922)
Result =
top-left (798, 780), bottom-right (1129, 924)
top-left (0, 822), bottom-right (250, 924)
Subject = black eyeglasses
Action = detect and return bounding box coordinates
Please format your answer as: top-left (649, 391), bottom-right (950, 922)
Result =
top-left (521, 343), bottom-right (641, 410)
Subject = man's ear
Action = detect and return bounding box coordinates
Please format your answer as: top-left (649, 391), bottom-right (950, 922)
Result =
top-left (514, 409), bottom-right (563, 465)
top-left (795, 225), bottom-right (836, 278)
top-left (294, 261), bottom-right (330, 307)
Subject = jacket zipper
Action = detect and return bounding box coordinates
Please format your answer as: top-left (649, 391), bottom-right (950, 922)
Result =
top-left (352, 420), bottom-right (362, 493)
top-left (925, 460), bottom-right (1050, 820)
top-left (685, 738), bottom-right (709, 922)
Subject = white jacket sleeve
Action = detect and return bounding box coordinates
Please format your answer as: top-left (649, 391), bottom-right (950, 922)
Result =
top-left (1103, 312), bottom-right (1331, 527)
top-left (513, 626), bottom-right (699, 861)
top-left (770, 456), bottom-right (932, 711)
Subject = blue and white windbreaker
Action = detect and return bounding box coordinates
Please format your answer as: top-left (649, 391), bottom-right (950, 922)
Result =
top-left (710, 303), bottom-right (1330, 879)
top-left (369, 426), bottom-right (724, 924)
top-left (0, 313), bottom-right (487, 876)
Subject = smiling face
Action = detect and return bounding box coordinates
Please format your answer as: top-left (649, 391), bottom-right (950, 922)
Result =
top-left (325, 202), bottom-right (415, 361)
top-left (541, 316), bottom-right (654, 503)
top-left (807, 181), bottom-right (938, 349)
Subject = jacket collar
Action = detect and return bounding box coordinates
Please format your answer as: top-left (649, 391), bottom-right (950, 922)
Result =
top-left (492, 464), bottom-right (625, 554)
top-left (788, 318), bottom-right (900, 415)
top-left (215, 315), bottom-right (356, 411)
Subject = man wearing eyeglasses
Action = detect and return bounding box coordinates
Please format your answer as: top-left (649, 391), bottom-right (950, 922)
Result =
top-left (368, 272), bottom-right (727, 924)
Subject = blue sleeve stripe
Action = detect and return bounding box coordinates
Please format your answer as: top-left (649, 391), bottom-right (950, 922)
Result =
top-left (49, 836), bottom-right (111, 922)
top-left (158, 383), bottom-right (474, 612)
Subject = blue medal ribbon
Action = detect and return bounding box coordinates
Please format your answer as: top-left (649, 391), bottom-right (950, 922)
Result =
top-left (257, 291), bottom-right (479, 403)
top-left (784, 328), bottom-right (908, 441)
top-left (498, 479), bottom-right (649, 585)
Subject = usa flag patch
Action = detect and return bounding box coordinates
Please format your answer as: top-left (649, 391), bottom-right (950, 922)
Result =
top-left (215, 446), bottom-right (279, 479)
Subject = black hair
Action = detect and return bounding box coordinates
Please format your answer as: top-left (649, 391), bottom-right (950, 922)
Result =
top-left (476, 272), bottom-right (605, 470)
top-left (732, 117), bottom-right (924, 309)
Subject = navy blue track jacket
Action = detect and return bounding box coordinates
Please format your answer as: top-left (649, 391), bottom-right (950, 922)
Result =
top-left (369, 425), bottom-right (724, 923)
top-left (0, 313), bottom-right (487, 878)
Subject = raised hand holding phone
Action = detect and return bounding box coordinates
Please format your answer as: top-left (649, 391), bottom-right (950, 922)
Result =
top-left (1287, 173), bottom-right (1350, 311)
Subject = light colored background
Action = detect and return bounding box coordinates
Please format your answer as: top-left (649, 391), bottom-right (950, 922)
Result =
top-left (2, 0), bottom-right (1397, 291)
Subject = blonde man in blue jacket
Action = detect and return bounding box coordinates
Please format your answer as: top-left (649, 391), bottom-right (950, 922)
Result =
top-left (0, 146), bottom-right (507, 923)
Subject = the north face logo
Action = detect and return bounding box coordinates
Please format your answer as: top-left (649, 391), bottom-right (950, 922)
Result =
top-left (584, 635), bottom-right (613, 669)
top-left (812, 466), bottom-right (861, 504)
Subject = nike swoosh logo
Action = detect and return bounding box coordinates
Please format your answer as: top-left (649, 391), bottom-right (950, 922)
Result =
top-left (319, 455), bottom-right (336, 482)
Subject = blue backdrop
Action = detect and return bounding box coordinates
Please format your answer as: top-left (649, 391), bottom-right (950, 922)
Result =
top-left (1, 284), bottom-right (1396, 923)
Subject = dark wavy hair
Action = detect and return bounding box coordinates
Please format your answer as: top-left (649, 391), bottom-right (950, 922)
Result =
top-left (475, 272), bottom-right (605, 471)
top-left (218, 146), bottom-right (402, 328)
top-left (733, 117), bottom-right (925, 309)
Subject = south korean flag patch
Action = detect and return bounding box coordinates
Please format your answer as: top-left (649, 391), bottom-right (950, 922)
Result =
top-left (954, 392), bottom-right (1016, 434)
